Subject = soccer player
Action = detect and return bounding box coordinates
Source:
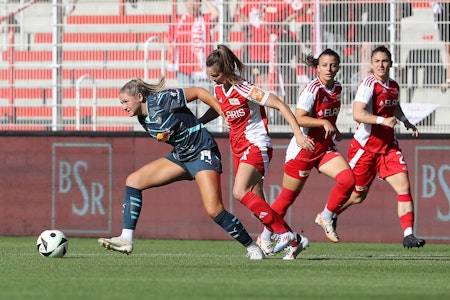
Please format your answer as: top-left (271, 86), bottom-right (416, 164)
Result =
top-left (98, 77), bottom-right (265, 259)
top-left (334, 45), bottom-right (426, 248)
top-left (202, 44), bottom-right (314, 257)
top-left (257, 49), bottom-right (355, 255)
top-left (165, 0), bottom-right (218, 118)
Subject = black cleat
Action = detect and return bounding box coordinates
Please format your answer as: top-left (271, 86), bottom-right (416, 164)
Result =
top-left (403, 234), bottom-right (426, 248)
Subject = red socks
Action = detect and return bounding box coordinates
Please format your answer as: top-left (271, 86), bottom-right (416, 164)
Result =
top-left (398, 194), bottom-right (414, 231)
top-left (240, 191), bottom-right (291, 233)
top-left (271, 188), bottom-right (300, 218)
top-left (326, 168), bottom-right (355, 212)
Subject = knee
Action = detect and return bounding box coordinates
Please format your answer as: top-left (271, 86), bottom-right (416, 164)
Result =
top-left (203, 198), bottom-right (225, 218)
top-left (205, 204), bottom-right (224, 219)
top-left (125, 172), bottom-right (140, 188)
top-left (336, 168), bottom-right (356, 190)
top-left (232, 186), bottom-right (248, 201)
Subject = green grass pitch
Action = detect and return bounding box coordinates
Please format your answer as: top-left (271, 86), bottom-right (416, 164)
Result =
top-left (1, 237), bottom-right (449, 300)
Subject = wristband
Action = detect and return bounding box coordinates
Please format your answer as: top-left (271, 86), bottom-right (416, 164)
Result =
top-left (376, 116), bottom-right (385, 125)
top-left (400, 115), bottom-right (407, 122)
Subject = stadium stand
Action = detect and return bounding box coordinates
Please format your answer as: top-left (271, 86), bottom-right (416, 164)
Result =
top-left (0, 0), bottom-right (448, 133)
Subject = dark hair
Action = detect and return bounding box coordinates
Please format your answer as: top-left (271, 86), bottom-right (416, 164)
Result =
top-left (119, 77), bottom-right (165, 101)
top-left (304, 48), bottom-right (340, 68)
top-left (206, 44), bottom-right (246, 84)
top-left (371, 45), bottom-right (392, 61)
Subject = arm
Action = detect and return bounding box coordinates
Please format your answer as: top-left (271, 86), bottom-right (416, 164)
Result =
top-left (394, 105), bottom-right (419, 137)
top-left (198, 107), bottom-right (219, 124)
top-left (184, 87), bottom-right (222, 114)
top-left (265, 94), bottom-right (314, 151)
top-left (353, 101), bottom-right (397, 128)
top-left (184, 87), bottom-right (228, 126)
top-left (296, 108), bottom-right (336, 140)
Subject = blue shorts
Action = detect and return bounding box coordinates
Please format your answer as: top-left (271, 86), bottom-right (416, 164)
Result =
top-left (166, 147), bottom-right (222, 180)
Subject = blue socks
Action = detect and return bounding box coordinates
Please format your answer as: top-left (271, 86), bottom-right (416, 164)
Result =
top-left (121, 187), bottom-right (253, 248)
top-left (213, 209), bottom-right (253, 247)
top-left (122, 186), bottom-right (143, 230)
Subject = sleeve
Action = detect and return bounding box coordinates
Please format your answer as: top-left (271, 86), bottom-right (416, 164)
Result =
top-left (235, 82), bottom-right (270, 106)
top-left (167, 88), bottom-right (188, 112)
top-left (296, 89), bottom-right (315, 115)
top-left (354, 80), bottom-right (373, 105)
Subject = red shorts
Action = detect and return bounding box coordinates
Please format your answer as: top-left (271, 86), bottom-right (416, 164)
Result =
top-left (233, 144), bottom-right (273, 175)
top-left (284, 150), bottom-right (343, 180)
top-left (347, 139), bottom-right (408, 193)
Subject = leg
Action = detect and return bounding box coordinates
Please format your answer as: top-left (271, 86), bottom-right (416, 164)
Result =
top-left (315, 155), bottom-right (356, 243)
top-left (337, 191), bottom-right (368, 213)
top-left (235, 163), bottom-right (295, 252)
top-left (385, 172), bottom-right (425, 248)
top-left (234, 162), bottom-right (291, 234)
top-left (319, 156), bottom-right (356, 215)
top-left (271, 173), bottom-right (306, 218)
top-left (270, 172), bottom-right (310, 259)
top-left (381, 148), bottom-right (424, 248)
top-left (339, 141), bottom-right (376, 215)
top-left (195, 169), bottom-right (264, 259)
top-left (98, 158), bottom-right (189, 254)
top-left (257, 172), bottom-right (306, 256)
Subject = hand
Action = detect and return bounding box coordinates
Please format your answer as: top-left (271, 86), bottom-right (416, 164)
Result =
top-left (322, 119), bottom-right (335, 139)
top-left (220, 112), bottom-right (230, 132)
top-left (295, 133), bottom-right (314, 151)
top-left (333, 128), bottom-right (342, 141)
top-left (404, 120), bottom-right (419, 137)
top-left (382, 116), bottom-right (397, 128)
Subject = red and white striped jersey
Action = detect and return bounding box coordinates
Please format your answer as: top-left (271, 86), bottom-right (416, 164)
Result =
top-left (214, 79), bottom-right (272, 156)
top-left (353, 74), bottom-right (400, 154)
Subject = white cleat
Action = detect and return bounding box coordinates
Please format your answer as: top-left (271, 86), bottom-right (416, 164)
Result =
top-left (98, 236), bottom-right (133, 255)
top-left (247, 245), bottom-right (265, 260)
top-left (283, 234), bottom-right (310, 260)
top-left (315, 212), bottom-right (339, 243)
top-left (256, 234), bottom-right (274, 256)
top-left (272, 231), bottom-right (295, 253)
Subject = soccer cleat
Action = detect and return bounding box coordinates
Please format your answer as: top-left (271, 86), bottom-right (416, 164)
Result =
top-left (256, 234), bottom-right (274, 256)
top-left (315, 212), bottom-right (340, 243)
top-left (403, 234), bottom-right (426, 248)
top-left (331, 215), bottom-right (338, 232)
top-left (246, 245), bottom-right (265, 260)
top-left (272, 231), bottom-right (295, 253)
top-left (98, 236), bottom-right (133, 254)
top-left (283, 233), bottom-right (310, 260)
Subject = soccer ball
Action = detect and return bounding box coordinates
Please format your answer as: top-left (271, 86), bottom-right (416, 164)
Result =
top-left (36, 229), bottom-right (69, 258)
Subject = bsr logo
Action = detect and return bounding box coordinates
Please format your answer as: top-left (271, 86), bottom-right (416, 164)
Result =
top-left (226, 108), bottom-right (245, 119)
top-left (58, 160), bottom-right (105, 216)
top-left (421, 164), bottom-right (450, 221)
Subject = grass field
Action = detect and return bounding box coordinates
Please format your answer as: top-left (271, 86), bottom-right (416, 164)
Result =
top-left (1, 237), bottom-right (449, 300)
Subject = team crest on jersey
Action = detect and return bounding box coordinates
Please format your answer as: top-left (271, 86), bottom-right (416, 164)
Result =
top-left (336, 94), bottom-right (341, 101)
top-left (323, 96), bottom-right (329, 102)
top-left (229, 98), bottom-right (240, 105)
top-left (248, 87), bottom-right (265, 103)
